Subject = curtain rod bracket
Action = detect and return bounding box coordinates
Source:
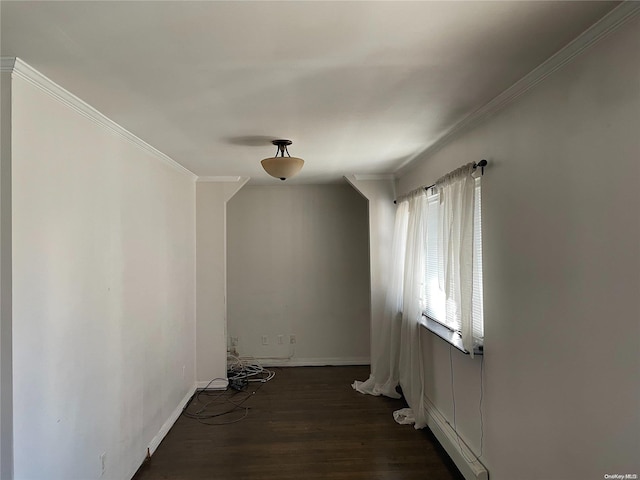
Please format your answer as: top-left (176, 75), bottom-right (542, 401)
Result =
top-left (474, 159), bottom-right (488, 175)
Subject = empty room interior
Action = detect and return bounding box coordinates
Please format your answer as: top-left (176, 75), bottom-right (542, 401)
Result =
top-left (1, 1), bottom-right (639, 480)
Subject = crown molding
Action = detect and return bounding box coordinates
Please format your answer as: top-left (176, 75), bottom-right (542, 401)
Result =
top-left (0, 57), bottom-right (16, 72)
top-left (396, 1), bottom-right (640, 175)
top-left (196, 176), bottom-right (245, 183)
top-left (352, 174), bottom-right (396, 182)
top-left (1, 56), bottom-right (197, 180)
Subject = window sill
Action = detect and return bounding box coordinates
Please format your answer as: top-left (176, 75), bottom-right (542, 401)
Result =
top-left (419, 315), bottom-right (484, 356)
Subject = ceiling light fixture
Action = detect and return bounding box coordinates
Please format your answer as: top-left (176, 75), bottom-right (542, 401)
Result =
top-left (261, 139), bottom-right (304, 181)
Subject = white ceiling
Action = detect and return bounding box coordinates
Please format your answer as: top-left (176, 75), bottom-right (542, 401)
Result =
top-left (1, 1), bottom-right (618, 184)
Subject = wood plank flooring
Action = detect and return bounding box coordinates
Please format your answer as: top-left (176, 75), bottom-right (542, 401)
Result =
top-left (133, 366), bottom-right (464, 480)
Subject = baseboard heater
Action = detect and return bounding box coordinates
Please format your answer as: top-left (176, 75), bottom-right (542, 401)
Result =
top-left (423, 396), bottom-right (488, 480)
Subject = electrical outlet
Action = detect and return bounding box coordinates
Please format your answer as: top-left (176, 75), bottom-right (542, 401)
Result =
top-left (261, 335), bottom-right (268, 345)
top-left (289, 334), bottom-right (296, 344)
top-left (100, 453), bottom-right (106, 476)
top-left (278, 335), bottom-right (284, 345)
top-left (231, 337), bottom-right (239, 347)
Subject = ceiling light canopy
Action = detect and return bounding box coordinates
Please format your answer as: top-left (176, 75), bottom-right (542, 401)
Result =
top-left (261, 139), bottom-right (304, 181)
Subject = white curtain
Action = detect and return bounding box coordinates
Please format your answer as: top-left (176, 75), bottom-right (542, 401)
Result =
top-left (353, 163), bottom-right (478, 427)
top-left (353, 189), bottom-right (429, 427)
top-left (436, 163), bottom-right (477, 355)
top-left (352, 200), bottom-right (408, 399)
top-left (397, 189), bottom-right (429, 428)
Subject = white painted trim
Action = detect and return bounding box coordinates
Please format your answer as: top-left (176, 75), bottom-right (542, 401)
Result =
top-left (254, 357), bottom-right (370, 367)
top-left (1, 57), bottom-right (197, 180)
top-left (197, 176), bottom-right (244, 183)
top-left (0, 57), bottom-right (15, 72)
top-left (196, 379), bottom-right (229, 390)
top-left (0, 57), bottom-right (14, 480)
top-left (396, 1), bottom-right (640, 174)
top-left (423, 396), bottom-right (488, 480)
top-left (352, 174), bottom-right (395, 181)
top-left (147, 384), bottom-right (196, 456)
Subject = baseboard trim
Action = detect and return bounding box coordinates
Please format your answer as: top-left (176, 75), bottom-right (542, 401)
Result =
top-left (423, 396), bottom-right (488, 480)
top-left (253, 357), bottom-right (370, 367)
top-left (148, 384), bottom-right (196, 456)
top-left (196, 379), bottom-right (229, 390)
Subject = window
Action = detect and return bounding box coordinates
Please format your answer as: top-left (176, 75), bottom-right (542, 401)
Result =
top-left (421, 177), bottom-right (484, 349)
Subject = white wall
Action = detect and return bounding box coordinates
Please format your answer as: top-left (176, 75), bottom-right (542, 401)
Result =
top-left (195, 179), bottom-right (247, 385)
top-left (11, 72), bottom-right (196, 480)
top-left (397, 15), bottom-right (640, 480)
top-left (0, 69), bottom-right (13, 480)
top-left (344, 176), bottom-right (395, 369)
top-left (227, 185), bottom-right (370, 365)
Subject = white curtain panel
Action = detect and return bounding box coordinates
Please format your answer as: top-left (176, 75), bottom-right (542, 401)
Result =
top-left (435, 163), bottom-right (477, 356)
top-left (353, 189), bottom-right (430, 428)
top-left (352, 201), bottom-right (408, 399)
top-left (353, 162), bottom-right (478, 427)
top-left (397, 189), bottom-right (429, 428)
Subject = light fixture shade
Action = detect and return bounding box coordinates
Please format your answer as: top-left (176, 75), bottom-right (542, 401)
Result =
top-left (261, 156), bottom-right (304, 181)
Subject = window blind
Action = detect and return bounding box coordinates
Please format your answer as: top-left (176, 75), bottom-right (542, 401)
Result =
top-left (423, 178), bottom-right (483, 341)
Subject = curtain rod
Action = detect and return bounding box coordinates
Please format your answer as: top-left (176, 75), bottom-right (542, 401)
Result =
top-left (393, 160), bottom-right (487, 204)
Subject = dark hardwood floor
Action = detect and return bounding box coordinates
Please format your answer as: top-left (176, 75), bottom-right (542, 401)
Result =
top-left (133, 366), bottom-right (464, 480)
